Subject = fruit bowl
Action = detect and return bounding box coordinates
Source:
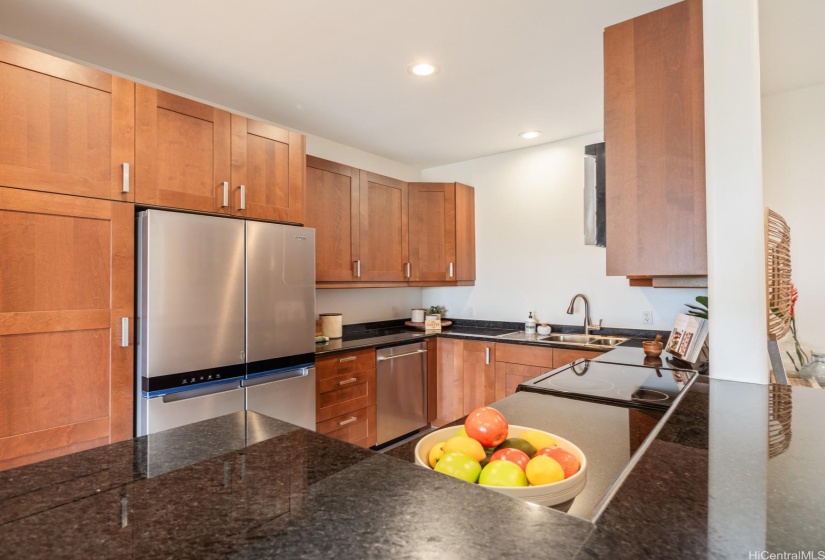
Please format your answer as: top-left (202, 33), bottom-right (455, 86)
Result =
top-left (414, 425), bottom-right (587, 507)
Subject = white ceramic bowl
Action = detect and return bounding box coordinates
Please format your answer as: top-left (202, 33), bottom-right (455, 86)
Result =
top-left (414, 424), bottom-right (587, 507)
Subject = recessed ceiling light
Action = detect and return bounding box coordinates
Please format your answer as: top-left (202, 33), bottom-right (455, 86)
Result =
top-left (519, 131), bottom-right (542, 140)
top-left (408, 62), bottom-right (439, 77)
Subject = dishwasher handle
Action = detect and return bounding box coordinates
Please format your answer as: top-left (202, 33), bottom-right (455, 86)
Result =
top-left (376, 349), bottom-right (427, 361)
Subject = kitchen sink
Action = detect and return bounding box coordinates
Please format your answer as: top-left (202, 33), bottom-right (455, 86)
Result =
top-left (586, 337), bottom-right (629, 347)
top-left (538, 334), bottom-right (592, 344)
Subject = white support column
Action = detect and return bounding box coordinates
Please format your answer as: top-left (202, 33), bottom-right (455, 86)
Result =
top-left (703, 0), bottom-right (769, 383)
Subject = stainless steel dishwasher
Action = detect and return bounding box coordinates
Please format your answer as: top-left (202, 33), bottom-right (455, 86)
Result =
top-left (376, 342), bottom-right (428, 445)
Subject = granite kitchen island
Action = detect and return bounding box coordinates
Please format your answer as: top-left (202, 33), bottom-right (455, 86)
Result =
top-left (1, 374), bottom-right (822, 558)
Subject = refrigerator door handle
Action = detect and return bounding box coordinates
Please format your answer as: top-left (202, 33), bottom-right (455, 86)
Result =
top-left (243, 368), bottom-right (308, 387)
top-left (161, 380), bottom-right (242, 403)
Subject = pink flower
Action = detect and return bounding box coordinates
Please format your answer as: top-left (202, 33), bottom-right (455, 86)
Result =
top-left (790, 283), bottom-right (799, 317)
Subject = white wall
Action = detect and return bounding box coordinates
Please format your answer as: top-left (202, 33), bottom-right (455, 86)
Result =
top-left (420, 133), bottom-right (705, 330)
top-left (306, 137), bottom-right (425, 323)
top-left (762, 83), bottom-right (825, 350)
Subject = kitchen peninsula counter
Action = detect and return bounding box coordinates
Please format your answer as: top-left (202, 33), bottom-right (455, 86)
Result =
top-left (2, 373), bottom-right (822, 557)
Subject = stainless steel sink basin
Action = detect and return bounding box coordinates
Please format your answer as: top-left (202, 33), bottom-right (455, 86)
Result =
top-left (586, 337), bottom-right (629, 347)
top-left (538, 334), bottom-right (592, 344)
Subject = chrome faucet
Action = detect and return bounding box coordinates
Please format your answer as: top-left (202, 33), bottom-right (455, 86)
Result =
top-left (566, 294), bottom-right (602, 336)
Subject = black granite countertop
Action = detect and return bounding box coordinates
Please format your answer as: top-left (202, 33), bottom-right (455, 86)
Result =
top-left (2, 346), bottom-right (823, 557)
top-left (314, 319), bottom-right (667, 356)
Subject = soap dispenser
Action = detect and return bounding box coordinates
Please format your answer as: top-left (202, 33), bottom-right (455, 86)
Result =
top-left (525, 312), bottom-right (537, 335)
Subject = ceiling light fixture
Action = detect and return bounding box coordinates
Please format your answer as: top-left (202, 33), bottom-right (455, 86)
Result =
top-left (408, 62), bottom-right (439, 77)
top-left (519, 131), bottom-right (542, 140)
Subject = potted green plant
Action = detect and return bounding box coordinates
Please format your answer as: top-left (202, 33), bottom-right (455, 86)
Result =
top-left (427, 305), bottom-right (445, 320)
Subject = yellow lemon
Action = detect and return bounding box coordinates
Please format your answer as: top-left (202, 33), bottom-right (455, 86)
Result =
top-left (443, 436), bottom-right (486, 462)
top-left (519, 430), bottom-right (557, 451)
top-left (525, 455), bottom-right (565, 486)
top-left (456, 426), bottom-right (467, 437)
top-left (428, 442), bottom-right (446, 468)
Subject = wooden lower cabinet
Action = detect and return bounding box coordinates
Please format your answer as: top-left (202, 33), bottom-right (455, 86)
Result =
top-left (316, 406), bottom-right (376, 448)
top-left (315, 348), bottom-right (376, 447)
top-left (552, 347), bottom-right (602, 368)
top-left (494, 343), bottom-right (604, 401)
top-left (434, 338), bottom-right (495, 426)
top-left (0, 188), bottom-right (134, 471)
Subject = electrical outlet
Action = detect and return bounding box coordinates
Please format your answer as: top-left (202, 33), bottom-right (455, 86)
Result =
top-left (642, 310), bottom-right (654, 325)
top-left (392, 306), bottom-right (400, 318)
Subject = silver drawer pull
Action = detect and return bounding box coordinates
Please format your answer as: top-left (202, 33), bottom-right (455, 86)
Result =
top-left (338, 377), bottom-right (358, 386)
top-left (121, 163), bottom-right (130, 193)
top-left (338, 356), bottom-right (357, 363)
top-left (338, 416), bottom-right (357, 426)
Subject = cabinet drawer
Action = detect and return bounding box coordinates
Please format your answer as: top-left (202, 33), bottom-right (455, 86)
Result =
top-left (494, 343), bottom-right (553, 368)
top-left (552, 348), bottom-right (602, 368)
top-left (316, 405), bottom-right (376, 448)
top-left (316, 348), bottom-right (376, 380)
top-left (316, 368), bottom-right (376, 423)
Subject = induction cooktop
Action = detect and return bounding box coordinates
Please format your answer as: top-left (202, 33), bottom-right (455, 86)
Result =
top-left (517, 358), bottom-right (697, 411)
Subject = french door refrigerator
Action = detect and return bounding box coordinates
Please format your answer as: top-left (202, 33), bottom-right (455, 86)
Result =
top-left (136, 209), bottom-right (316, 436)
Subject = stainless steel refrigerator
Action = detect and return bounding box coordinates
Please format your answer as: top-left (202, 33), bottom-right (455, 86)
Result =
top-left (136, 209), bottom-right (316, 436)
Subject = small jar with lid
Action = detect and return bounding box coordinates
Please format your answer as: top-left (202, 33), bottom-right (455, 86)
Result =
top-left (799, 351), bottom-right (825, 387)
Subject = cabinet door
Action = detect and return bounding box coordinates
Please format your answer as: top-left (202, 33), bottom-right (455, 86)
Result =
top-left (0, 40), bottom-right (134, 202)
top-left (359, 171), bottom-right (408, 282)
top-left (230, 115), bottom-right (305, 223)
top-left (455, 183), bottom-right (476, 283)
top-left (494, 362), bottom-right (544, 402)
top-left (135, 85), bottom-right (231, 213)
top-left (0, 188), bottom-right (133, 470)
top-left (552, 348), bottom-right (602, 368)
top-left (604, 0), bottom-right (707, 278)
top-left (409, 183), bottom-right (456, 282)
top-left (463, 341), bottom-right (496, 413)
top-left (434, 338), bottom-right (464, 427)
top-left (305, 156), bottom-right (360, 282)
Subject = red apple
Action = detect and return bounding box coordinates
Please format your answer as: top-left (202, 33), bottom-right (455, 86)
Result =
top-left (464, 407), bottom-right (509, 448)
top-left (535, 446), bottom-right (580, 478)
top-left (488, 447), bottom-right (530, 472)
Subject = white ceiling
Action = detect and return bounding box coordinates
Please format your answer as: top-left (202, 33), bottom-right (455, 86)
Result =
top-left (0, 0), bottom-right (821, 168)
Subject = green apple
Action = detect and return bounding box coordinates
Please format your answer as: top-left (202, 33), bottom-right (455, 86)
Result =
top-left (434, 452), bottom-right (481, 483)
top-left (478, 460), bottom-right (528, 487)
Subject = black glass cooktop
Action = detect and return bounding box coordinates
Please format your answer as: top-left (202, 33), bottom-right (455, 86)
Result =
top-left (517, 359), bottom-right (697, 411)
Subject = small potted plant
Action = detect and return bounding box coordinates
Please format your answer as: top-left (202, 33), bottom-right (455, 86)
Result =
top-left (426, 305), bottom-right (445, 320)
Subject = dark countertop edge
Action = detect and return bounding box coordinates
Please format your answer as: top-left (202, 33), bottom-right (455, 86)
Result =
top-left (316, 320), bottom-right (670, 357)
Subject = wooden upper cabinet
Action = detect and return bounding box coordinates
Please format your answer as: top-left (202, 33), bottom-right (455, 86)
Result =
top-left (0, 188), bottom-right (134, 471)
top-left (135, 85), bottom-right (231, 214)
top-left (604, 0), bottom-right (707, 282)
top-left (0, 39), bottom-right (135, 202)
top-left (359, 171), bottom-right (409, 282)
top-left (230, 115), bottom-right (305, 224)
top-left (305, 156), bottom-right (360, 282)
top-left (409, 182), bottom-right (476, 285)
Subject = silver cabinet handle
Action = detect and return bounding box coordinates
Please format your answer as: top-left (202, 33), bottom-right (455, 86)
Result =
top-left (354, 260), bottom-right (361, 278)
top-left (121, 317), bottom-right (129, 347)
top-left (405, 262), bottom-right (411, 278)
top-left (338, 377), bottom-right (358, 386)
top-left (338, 416), bottom-right (357, 426)
top-left (121, 163), bottom-right (130, 193)
top-left (338, 356), bottom-right (357, 363)
top-left (449, 262), bottom-right (454, 278)
top-left (239, 184), bottom-right (246, 210)
top-left (376, 349), bottom-right (427, 361)
top-left (221, 181), bottom-right (229, 208)
top-left (485, 347), bottom-right (490, 365)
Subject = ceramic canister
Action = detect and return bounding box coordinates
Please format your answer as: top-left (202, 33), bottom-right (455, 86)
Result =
top-left (411, 308), bottom-right (426, 322)
top-left (319, 313), bottom-right (343, 339)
